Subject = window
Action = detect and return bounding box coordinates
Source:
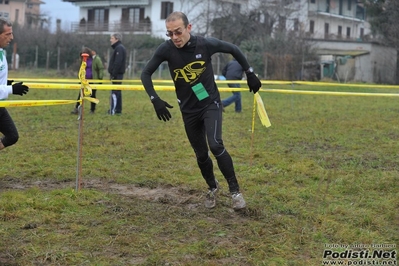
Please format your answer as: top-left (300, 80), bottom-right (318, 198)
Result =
top-left (294, 18), bottom-right (299, 31)
top-left (309, 20), bottom-right (314, 34)
top-left (338, 0), bottom-right (343, 15)
top-left (346, 27), bottom-right (351, 38)
top-left (122, 8), bottom-right (144, 24)
top-left (278, 16), bottom-right (286, 32)
top-left (348, 0), bottom-right (352, 11)
top-left (161, 2), bottom-right (173, 19)
top-left (88, 8), bottom-right (109, 29)
top-left (15, 9), bottom-right (18, 22)
top-left (360, 28), bottom-right (364, 39)
top-left (310, 0), bottom-right (316, 3)
top-left (324, 23), bottom-right (329, 38)
top-left (338, 25), bottom-right (342, 38)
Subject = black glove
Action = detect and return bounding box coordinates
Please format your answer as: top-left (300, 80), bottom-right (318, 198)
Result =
top-left (12, 82), bottom-right (29, 96)
top-left (7, 80), bottom-right (14, 86)
top-left (152, 97), bottom-right (173, 122)
top-left (246, 72), bottom-right (261, 94)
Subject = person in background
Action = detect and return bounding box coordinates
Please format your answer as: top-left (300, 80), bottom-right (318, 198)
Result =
top-left (0, 18), bottom-right (29, 150)
top-left (140, 11), bottom-right (262, 210)
top-left (107, 33), bottom-right (126, 115)
top-left (72, 47), bottom-right (104, 114)
top-left (89, 49), bottom-right (104, 113)
top-left (221, 58), bottom-right (244, 113)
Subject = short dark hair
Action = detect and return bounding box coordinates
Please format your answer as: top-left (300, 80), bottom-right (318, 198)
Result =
top-left (166, 12), bottom-right (189, 28)
top-left (0, 18), bottom-right (12, 34)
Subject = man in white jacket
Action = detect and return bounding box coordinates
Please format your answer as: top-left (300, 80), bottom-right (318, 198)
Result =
top-left (0, 18), bottom-right (29, 150)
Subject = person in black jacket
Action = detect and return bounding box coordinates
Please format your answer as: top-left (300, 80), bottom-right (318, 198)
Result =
top-left (108, 32), bottom-right (126, 115)
top-left (221, 58), bottom-right (244, 112)
top-left (140, 11), bottom-right (262, 210)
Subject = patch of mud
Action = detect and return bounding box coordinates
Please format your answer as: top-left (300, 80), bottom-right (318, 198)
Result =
top-left (0, 177), bottom-right (202, 209)
top-left (0, 177), bottom-right (264, 219)
top-left (87, 179), bottom-right (202, 208)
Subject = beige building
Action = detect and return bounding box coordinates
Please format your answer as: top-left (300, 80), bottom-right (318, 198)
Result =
top-left (0, 0), bottom-right (43, 28)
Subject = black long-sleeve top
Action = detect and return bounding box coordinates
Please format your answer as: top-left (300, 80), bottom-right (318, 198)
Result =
top-left (141, 35), bottom-right (250, 114)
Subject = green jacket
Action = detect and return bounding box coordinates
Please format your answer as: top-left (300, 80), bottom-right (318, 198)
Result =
top-left (92, 55), bottom-right (104, 80)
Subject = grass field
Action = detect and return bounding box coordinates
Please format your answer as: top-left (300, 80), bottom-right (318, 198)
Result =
top-left (1, 75), bottom-right (398, 265)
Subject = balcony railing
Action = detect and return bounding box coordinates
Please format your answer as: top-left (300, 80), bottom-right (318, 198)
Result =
top-left (71, 21), bottom-right (152, 34)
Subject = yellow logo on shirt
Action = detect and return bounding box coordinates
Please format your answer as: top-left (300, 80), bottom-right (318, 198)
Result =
top-left (173, 61), bottom-right (206, 84)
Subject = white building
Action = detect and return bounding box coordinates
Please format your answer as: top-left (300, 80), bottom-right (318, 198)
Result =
top-left (64, 0), bottom-right (246, 38)
top-left (63, 0), bottom-right (396, 84)
top-left (304, 0), bottom-right (371, 41)
top-left (63, 0), bottom-right (371, 41)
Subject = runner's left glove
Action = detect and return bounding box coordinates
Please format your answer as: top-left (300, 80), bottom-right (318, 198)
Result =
top-left (152, 97), bottom-right (173, 122)
top-left (7, 80), bottom-right (14, 86)
top-left (246, 72), bottom-right (261, 94)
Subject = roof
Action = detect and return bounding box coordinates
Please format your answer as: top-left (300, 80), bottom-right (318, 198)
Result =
top-left (316, 49), bottom-right (370, 56)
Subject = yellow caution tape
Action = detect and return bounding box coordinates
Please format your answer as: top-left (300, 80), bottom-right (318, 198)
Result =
top-left (0, 97), bottom-right (97, 107)
top-left (264, 89), bottom-right (399, 97)
top-left (0, 99), bottom-right (80, 107)
top-left (84, 97), bottom-right (99, 104)
top-left (78, 55), bottom-right (93, 97)
top-left (254, 93), bottom-right (271, 127)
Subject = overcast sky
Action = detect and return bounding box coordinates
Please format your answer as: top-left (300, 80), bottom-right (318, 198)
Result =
top-left (41, 0), bottom-right (79, 32)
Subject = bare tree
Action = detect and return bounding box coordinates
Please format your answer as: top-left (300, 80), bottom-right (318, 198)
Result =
top-left (200, 0), bottom-right (317, 80)
top-left (364, 0), bottom-right (399, 49)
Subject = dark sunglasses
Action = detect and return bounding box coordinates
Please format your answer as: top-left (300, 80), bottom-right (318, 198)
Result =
top-left (166, 30), bottom-right (184, 37)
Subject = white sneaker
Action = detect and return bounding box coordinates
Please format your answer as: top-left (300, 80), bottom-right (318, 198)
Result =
top-left (232, 192), bottom-right (246, 210)
top-left (205, 187), bottom-right (218, 209)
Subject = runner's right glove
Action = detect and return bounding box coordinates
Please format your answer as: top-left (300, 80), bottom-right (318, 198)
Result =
top-left (152, 97), bottom-right (173, 122)
top-left (12, 82), bottom-right (29, 96)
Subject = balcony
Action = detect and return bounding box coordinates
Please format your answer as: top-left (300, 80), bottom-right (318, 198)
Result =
top-left (71, 21), bottom-right (152, 34)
